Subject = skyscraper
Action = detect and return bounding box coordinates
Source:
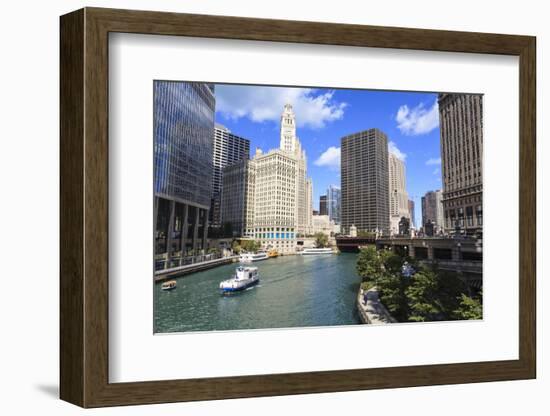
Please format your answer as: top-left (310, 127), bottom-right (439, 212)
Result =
top-left (306, 178), bottom-right (313, 234)
top-left (211, 124), bottom-right (250, 228)
top-left (421, 190), bottom-right (444, 232)
top-left (408, 199), bottom-right (416, 228)
top-left (220, 159), bottom-right (255, 237)
top-left (341, 128), bottom-right (390, 235)
top-left (240, 104), bottom-right (311, 252)
top-left (439, 93), bottom-right (483, 234)
top-left (327, 185), bottom-right (341, 225)
top-left (388, 153), bottom-right (410, 235)
top-left (319, 195), bottom-right (327, 216)
top-left (154, 81), bottom-right (215, 267)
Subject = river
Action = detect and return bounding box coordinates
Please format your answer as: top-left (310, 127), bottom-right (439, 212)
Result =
top-left (154, 253), bottom-right (362, 333)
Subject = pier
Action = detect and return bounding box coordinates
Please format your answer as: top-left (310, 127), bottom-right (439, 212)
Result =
top-left (154, 255), bottom-right (239, 282)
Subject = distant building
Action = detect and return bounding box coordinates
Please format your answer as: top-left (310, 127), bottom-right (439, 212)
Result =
top-left (341, 128), bottom-right (390, 235)
top-left (388, 152), bottom-right (410, 235)
top-left (211, 124), bottom-right (250, 227)
top-left (439, 93), bottom-right (483, 235)
top-left (154, 82), bottom-right (215, 266)
top-left (220, 159), bottom-right (255, 237)
top-left (319, 195), bottom-right (328, 216)
top-left (306, 179), bottom-right (313, 234)
top-left (398, 216), bottom-right (410, 236)
top-left (421, 190), bottom-right (444, 233)
top-left (327, 185), bottom-right (341, 224)
top-left (312, 215), bottom-right (333, 236)
top-left (312, 209), bottom-right (319, 216)
top-left (408, 199), bottom-right (416, 228)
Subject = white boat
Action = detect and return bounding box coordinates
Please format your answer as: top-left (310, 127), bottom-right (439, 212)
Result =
top-left (219, 266), bottom-right (260, 293)
top-left (161, 280), bottom-right (177, 290)
top-left (301, 248), bottom-right (335, 255)
top-left (239, 251), bottom-right (269, 263)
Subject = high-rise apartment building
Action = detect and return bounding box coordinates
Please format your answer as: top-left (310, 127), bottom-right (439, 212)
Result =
top-left (211, 124), bottom-right (250, 228)
top-left (319, 195), bottom-right (328, 216)
top-left (438, 93), bottom-right (483, 234)
top-left (421, 190), bottom-right (444, 233)
top-left (388, 153), bottom-right (410, 235)
top-left (153, 81), bottom-right (215, 267)
top-left (327, 185), bottom-right (341, 224)
top-left (341, 128), bottom-right (390, 235)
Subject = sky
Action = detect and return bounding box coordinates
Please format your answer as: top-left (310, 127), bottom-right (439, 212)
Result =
top-left (214, 84), bottom-right (443, 228)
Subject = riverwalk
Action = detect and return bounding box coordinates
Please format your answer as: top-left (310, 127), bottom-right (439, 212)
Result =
top-left (154, 255), bottom-right (239, 282)
top-left (356, 287), bottom-right (396, 324)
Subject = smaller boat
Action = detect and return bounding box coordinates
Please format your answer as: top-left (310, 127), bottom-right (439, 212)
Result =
top-left (301, 248), bottom-right (335, 255)
top-left (239, 251), bottom-right (269, 263)
top-left (267, 249), bottom-right (279, 258)
top-left (219, 266), bottom-right (260, 293)
top-left (161, 280), bottom-right (177, 291)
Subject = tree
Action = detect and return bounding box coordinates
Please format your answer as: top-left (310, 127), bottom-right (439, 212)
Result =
top-left (356, 246), bottom-right (385, 282)
top-left (453, 293), bottom-right (482, 320)
top-left (240, 239), bottom-right (261, 253)
top-left (405, 269), bottom-right (443, 322)
top-left (313, 232), bottom-right (329, 248)
top-left (231, 240), bottom-right (242, 254)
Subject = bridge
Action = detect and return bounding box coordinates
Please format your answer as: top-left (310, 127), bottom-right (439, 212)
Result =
top-left (376, 236), bottom-right (483, 288)
top-left (335, 236), bottom-right (376, 252)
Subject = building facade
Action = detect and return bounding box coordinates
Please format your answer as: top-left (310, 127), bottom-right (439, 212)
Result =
top-left (341, 128), bottom-right (390, 235)
top-left (326, 185), bottom-right (341, 225)
top-left (227, 104), bottom-right (312, 253)
top-left (388, 152), bottom-right (410, 235)
top-left (319, 195), bottom-right (328, 216)
top-left (153, 81), bottom-right (215, 268)
top-left (438, 93), bottom-right (483, 235)
top-left (211, 124), bottom-right (250, 228)
top-left (306, 178), bottom-right (313, 235)
top-left (220, 159), bottom-right (255, 237)
top-left (421, 190), bottom-right (444, 233)
top-left (408, 199), bottom-right (416, 228)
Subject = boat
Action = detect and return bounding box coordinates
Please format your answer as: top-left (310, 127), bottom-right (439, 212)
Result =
top-left (219, 266), bottom-right (260, 293)
top-left (301, 247), bottom-right (335, 255)
top-left (161, 280), bottom-right (177, 291)
top-left (267, 249), bottom-right (279, 258)
top-left (239, 251), bottom-right (269, 263)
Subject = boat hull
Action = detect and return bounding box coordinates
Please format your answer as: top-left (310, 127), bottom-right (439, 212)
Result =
top-left (220, 278), bottom-right (259, 293)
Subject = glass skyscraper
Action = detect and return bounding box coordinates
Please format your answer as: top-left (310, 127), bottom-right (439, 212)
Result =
top-left (154, 81), bottom-right (215, 268)
top-left (326, 185), bottom-right (341, 224)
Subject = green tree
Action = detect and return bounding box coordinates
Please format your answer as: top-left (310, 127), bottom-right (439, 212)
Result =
top-left (405, 269), bottom-right (443, 322)
top-left (241, 239), bottom-right (261, 253)
top-left (356, 246), bottom-right (385, 282)
top-left (313, 232), bottom-right (329, 248)
top-left (376, 272), bottom-right (410, 321)
top-left (231, 240), bottom-right (242, 254)
top-left (453, 293), bottom-right (483, 320)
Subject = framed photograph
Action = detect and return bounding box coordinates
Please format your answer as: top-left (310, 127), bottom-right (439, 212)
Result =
top-left (60, 7), bottom-right (536, 408)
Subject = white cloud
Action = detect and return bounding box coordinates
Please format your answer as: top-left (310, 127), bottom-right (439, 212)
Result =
top-left (215, 85), bottom-right (347, 129)
top-left (388, 141), bottom-right (407, 161)
top-left (314, 146), bottom-right (341, 170)
top-left (426, 157), bottom-right (441, 165)
top-left (396, 100), bottom-right (439, 135)
top-left (432, 168), bottom-right (440, 175)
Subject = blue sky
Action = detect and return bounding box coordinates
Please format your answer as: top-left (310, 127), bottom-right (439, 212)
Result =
top-left (214, 84), bottom-right (443, 227)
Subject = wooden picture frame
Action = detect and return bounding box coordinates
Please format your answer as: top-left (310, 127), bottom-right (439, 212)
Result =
top-left (60, 7), bottom-right (536, 408)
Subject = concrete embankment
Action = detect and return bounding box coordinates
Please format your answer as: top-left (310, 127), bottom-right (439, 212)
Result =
top-left (155, 256), bottom-right (238, 282)
top-left (356, 286), bottom-right (397, 324)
